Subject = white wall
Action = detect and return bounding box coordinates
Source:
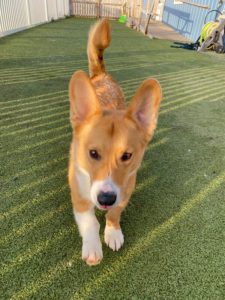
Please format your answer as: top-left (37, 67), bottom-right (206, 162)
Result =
top-left (29, 0), bottom-right (47, 25)
top-left (0, 0), bottom-right (70, 37)
top-left (47, 0), bottom-right (58, 20)
top-left (57, 0), bottom-right (66, 18)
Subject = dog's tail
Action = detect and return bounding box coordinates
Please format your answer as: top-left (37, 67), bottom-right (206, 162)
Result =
top-left (87, 18), bottom-right (111, 77)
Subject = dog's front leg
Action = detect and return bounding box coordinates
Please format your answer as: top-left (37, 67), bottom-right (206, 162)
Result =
top-left (105, 175), bottom-right (136, 251)
top-left (74, 208), bottom-right (103, 266)
top-left (104, 206), bottom-right (125, 251)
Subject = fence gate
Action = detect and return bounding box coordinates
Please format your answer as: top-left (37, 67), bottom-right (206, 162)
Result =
top-left (70, 0), bottom-right (126, 19)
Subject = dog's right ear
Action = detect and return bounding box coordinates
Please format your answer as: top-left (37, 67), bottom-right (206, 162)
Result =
top-left (69, 71), bottom-right (100, 125)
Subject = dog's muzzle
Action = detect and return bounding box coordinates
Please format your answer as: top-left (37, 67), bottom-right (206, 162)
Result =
top-left (91, 178), bottom-right (120, 209)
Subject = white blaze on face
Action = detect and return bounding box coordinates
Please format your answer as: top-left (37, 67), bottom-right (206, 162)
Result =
top-left (75, 164), bottom-right (121, 206)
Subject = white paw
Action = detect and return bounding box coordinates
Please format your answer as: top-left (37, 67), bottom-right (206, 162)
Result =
top-left (104, 226), bottom-right (124, 251)
top-left (82, 238), bottom-right (103, 266)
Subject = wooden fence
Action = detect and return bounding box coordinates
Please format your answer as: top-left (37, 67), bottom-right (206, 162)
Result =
top-left (70, 0), bottom-right (142, 19)
top-left (138, 0), bottom-right (162, 34)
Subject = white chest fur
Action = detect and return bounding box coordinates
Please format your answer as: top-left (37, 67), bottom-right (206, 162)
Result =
top-left (75, 165), bottom-right (92, 200)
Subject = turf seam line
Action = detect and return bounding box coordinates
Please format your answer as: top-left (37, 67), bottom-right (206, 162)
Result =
top-left (0, 58), bottom-right (192, 78)
top-left (0, 227), bottom-right (75, 277)
top-left (0, 90), bottom-right (67, 106)
top-left (122, 69), bottom-right (224, 93)
top-left (1, 116), bottom-right (68, 137)
top-left (0, 68), bottom-right (221, 121)
top-left (0, 97), bottom-right (68, 118)
top-left (0, 184), bottom-right (69, 222)
top-left (0, 94), bottom-right (67, 115)
top-left (0, 110), bottom-right (68, 130)
top-left (0, 202), bottom-right (69, 247)
top-left (1, 131), bottom-right (71, 157)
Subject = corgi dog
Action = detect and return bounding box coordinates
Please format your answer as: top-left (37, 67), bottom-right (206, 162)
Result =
top-left (68, 18), bottom-right (162, 266)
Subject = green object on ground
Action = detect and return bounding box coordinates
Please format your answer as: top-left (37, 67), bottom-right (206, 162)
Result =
top-left (118, 15), bottom-right (126, 23)
top-left (1, 17), bottom-right (225, 299)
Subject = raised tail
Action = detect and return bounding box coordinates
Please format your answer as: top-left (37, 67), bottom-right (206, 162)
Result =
top-left (87, 18), bottom-right (111, 78)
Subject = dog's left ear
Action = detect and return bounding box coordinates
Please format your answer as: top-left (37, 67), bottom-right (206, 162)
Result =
top-left (126, 78), bottom-right (162, 141)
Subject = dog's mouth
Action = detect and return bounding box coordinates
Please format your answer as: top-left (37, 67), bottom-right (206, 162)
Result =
top-left (97, 204), bottom-right (113, 211)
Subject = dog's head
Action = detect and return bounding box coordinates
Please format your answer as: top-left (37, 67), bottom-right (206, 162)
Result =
top-left (69, 71), bottom-right (162, 210)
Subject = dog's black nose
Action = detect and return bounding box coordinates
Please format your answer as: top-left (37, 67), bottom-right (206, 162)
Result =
top-left (97, 192), bottom-right (117, 206)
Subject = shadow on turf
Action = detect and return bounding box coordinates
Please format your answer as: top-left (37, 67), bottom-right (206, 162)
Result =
top-left (2, 55), bottom-right (223, 299)
top-left (171, 41), bottom-right (194, 51)
top-left (3, 120), bottom-right (223, 299)
top-left (4, 70), bottom-right (223, 298)
top-left (0, 119), bottom-right (204, 298)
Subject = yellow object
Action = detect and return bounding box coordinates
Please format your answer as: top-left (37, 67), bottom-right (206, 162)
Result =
top-left (199, 21), bottom-right (219, 45)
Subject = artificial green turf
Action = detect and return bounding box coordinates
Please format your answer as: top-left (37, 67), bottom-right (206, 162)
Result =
top-left (1, 17), bottom-right (225, 300)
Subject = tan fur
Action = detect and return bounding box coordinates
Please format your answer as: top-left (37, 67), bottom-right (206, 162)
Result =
top-left (91, 74), bottom-right (125, 110)
top-left (87, 18), bottom-right (111, 78)
top-left (68, 18), bottom-right (162, 265)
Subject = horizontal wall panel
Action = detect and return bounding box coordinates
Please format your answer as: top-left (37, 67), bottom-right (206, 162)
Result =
top-left (162, 0), bottom-right (225, 42)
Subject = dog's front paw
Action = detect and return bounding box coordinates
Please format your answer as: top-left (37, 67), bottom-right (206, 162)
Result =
top-left (104, 225), bottom-right (124, 251)
top-left (82, 238), bottom-right (103, 266)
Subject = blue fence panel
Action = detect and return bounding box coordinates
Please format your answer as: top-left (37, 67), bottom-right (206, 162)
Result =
top-left (162, 0), bottom-right (225, 42)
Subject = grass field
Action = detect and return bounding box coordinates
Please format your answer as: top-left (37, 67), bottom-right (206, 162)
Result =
top-left (1, 17), bottom-right (225, 299)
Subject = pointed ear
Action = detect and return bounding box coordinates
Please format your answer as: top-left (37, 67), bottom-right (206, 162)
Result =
top-left (69, 70), bottom-right (100, 125)
top-left (126, 78), bottom-right (162, 140)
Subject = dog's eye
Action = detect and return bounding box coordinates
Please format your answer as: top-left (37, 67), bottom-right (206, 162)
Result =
top-left (89, 150), bottom-right (101, 160)
top-left (121, 152), bottom-right (132, 162)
